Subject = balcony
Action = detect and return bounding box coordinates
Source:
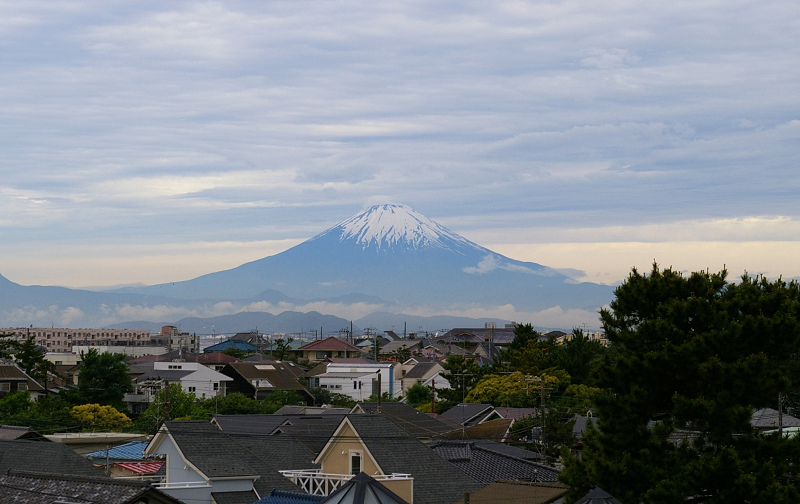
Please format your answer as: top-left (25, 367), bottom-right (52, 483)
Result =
top-left (279, 469), bottom-right (412, 496)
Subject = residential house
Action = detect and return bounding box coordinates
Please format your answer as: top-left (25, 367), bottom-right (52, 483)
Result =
top-left (0, 424), bottom-right (48, 441)
top-left (309, 362), bottom-right (401, 401)
top-left (145, 420), bottom-right (319, 504)
top-left (399, 361), bottom-right (448, 395)
top-left (379, 340), bottom-right (423, 361)
top-left (85, 441), bottom-right (164, 479)
top-left (322, 472), bottom-right (408, 504)
top-left (0, 439), bottom-right (105, 477)
top-left (126, 361), bottom-right (232, 414)
top-left (221, 361), bottom-right (312, 402)
top-left (0, 470), bottom-right (184, 504)
top-left (204, 339), bottom-right (260, 354)
top-left (0, 360), bottom-right (44, 400)
top-left (280, 414), bottom-right (482, 504)
top-left (296, 337), bottom-right (363, 363)
top-left (574, 487), bottom-right (624, 504)
top-left (440, 404), bottom-right (503, 426)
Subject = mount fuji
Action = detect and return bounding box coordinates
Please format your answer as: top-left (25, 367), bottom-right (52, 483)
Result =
top-left (0, 204), bottom-right (614, 328)
top-left (123, 204), bottom-right (613, 311)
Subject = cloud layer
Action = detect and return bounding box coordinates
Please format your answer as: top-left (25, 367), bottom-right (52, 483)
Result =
top-left (1, 0), bottom-right (798, 289)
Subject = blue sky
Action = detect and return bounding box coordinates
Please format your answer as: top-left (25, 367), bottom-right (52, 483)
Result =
top-left (2, 0), bottom-right (799, 289)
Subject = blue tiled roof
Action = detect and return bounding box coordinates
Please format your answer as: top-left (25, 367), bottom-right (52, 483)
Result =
top-left (205, 339), bottom-right (260, 352)
top-left (85, 441), bottom-right (148, 460)
top-left (255, 489), bottom-right (324, 504)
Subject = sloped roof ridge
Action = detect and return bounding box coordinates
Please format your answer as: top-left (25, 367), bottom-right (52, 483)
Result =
top-left (7, 469), bottom-right (137, 485)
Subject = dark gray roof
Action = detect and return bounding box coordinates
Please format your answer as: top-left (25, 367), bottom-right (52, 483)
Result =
top-left (212, 490), bottom-right (261, 504)
top-left (574, 486), bottom-right (624, 504)
top-left (257, 489), bottom-right (326, 504)
top-left (0, 425), bottom-right (48, 441)
top-left (163, 420), bottom-right (318, 496)
top-left (402, 362), bottom-right (439, 380)
top-left (274, 415), bottom-right (348, 455)
top-left (0, 470), bottom-right (183, 504)
top-left (345, 414), bottom-right (482, 504)
top-left (440, 403), bottom-right (496, 426)
top-left (353, 402), bottom-right (455, 439)
top-left (0, 439), bottom-right (103, 477)
top-left (428, 440), bottom-right (559, 485)
top-left (214, 414), bottom-right (293, 435)
top-left (469, 439), bottom-right (544, 461)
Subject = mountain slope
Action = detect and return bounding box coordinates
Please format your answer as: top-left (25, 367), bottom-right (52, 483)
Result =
top-left (124, 204), bottom-right (612, 312)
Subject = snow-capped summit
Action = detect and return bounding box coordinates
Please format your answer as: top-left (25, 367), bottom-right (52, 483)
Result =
top-left (311, 204), bottom-right (487, 254)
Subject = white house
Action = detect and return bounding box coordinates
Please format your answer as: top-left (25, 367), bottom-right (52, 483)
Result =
top-left (309, 362), bottom-right (401, 401)
top-left (127, 361), bottom-right (233, 413)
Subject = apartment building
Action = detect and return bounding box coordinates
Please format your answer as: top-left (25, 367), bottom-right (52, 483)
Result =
top-left (0, 327), bottom-right (152, 353)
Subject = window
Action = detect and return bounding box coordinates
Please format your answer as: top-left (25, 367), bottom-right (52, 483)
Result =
top-left (350, 451), bottom-right (362, 475)
top-left (0, 383), bottom-right (10, 392)
top-left (188, 386), bottom-right (196, 393)
top-left (213, 383), bottom-right (219, 390)
top-left (17, 383), bottom-right (28, 391)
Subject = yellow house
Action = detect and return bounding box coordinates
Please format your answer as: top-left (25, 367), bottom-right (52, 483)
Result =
top-left (280, 414), bottom-right (481, 504)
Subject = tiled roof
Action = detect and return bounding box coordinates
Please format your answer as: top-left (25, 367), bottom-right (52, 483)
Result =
top-left (494, 407), bottom-right (538, 420)
top-left (0, 362), bottom-right (44, 391)
top-left (574, 486), bottom-right (624, 504)
top-left (160, 420), bottom-right (319, 496)
top-left (402, 362), bottom-right (440, 380)
top-left (455, 481), bottom-right (569, 504)
top-left (205, 340), bottom-right (260, 352)
top-left (751, 408), bottom-right (800, 429)
top-left (440, 403), bottom-right (496, 425)
top-left (344, 414), bottom-right (482, 504)
top-left (379, 340), bottom-right (422, 354)
top-left (0, 470), bottom-right (181, 504)
top-left (353, 402), bottom-right (455, 439)
top-left (256, 488), bottom-right (325, 504)
top-left (223, 362), bottom-right (310, 392)
top-left (214, 414), bottom-right (291, 435)
top-left (297, 337), bottom-right (361, 352)
top-left (428, 440), bottom-right (560, 485)
top-left (86, 441), bottom-right (148, 460)
top-left (0, 439), bottom-right (103, 477)
top-left (212, 490), bottom-right (261, 504)
top-left (275, 415), bottom-right (348, 455)
top-left (0, 425), bottom-right (46, 441)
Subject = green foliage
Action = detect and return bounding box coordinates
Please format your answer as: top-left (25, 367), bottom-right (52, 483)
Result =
top-left (272, 338), bottom-right (294, 361)
top-left (310, 387), bottom-right (356, 408)
top-left (365, 392), bottom-right (400, 403)
top-left (68, 349), bottom-right (132, 411)
top-left (0, 390), bottom-right (32, 417)
top-left (465, 371), bottom-right (567, 408)
top-left (561, 265), bottom-right (800, 502)
top-left (221, 348), bottom-right (251, 359)
top-left (405, 383), bottom-right (432, 407)
top-left (0, 332), bottom-right (16, 360)
top-left (134, 383), bottom-right (207, 433)
top-left (550, 329), bottom-right (606, 386)
top-left (439, 355), bottom-right (483, 407)
top-left (14, 336), bottom-right (56, 387)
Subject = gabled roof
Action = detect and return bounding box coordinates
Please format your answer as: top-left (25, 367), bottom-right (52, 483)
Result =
top-left (0, 470), bottom-right (184, 504)
top-left (320, 415), bottom-right (482, 504)
top-left (205, 339), bottom-right (260, 352)
top-left (574, 486), bottom-right (624, 504)
top-left (148, 420), bottom-right (319, 496)
top-left (274, 415), bottom-right (348, 455)
top-left (494, 407), bottom-right (538, 420)
top-left (222, 362), bottom-right (310, 393)
top-left (0, 424), bottom-right (48, 441)
top-left (321, 472), bottom-right (407, 504)
top-left (0, 439), bottom-right (103, 477)
top-left (402, 362), bottom-right (441, 380)
top-left (379, 339), bottom-right (423, 355)
top-left (428, 440), bottom-right (559, 485)
top-left (440, 403), bottom-right (497, 426)
top-left (0, 361), bottom-right (44, 391)
top-left (351, 402), bottom-right (455, 439)
top-left (297, 337), bottom-right (361, 352)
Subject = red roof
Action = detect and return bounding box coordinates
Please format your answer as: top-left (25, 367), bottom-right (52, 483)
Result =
top-left (297, 336), bottom-right (361, 352)
top-left (113, 461), bottom-right (163, 474)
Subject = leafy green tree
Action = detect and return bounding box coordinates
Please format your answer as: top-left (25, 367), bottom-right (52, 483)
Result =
top-left (0, 332), bottom-right (17, 359)
top-left (465, 371), bottom-right (567, 408)
top-left (311, 388), bottom-right (356, 408)
top-left (550, 329), bottom-right (606, 386)
top-left (221, 348), bottom-right (250, 359)
top-left (272, 338), bottom-right (294, 361)
top-left (0, 390), bottom-right (32, 417)
top-left (134, 383), bottom-right (207, 433)
top-left (439, 355), bottom-right (483, 407)
top-left (67, 349), bottom-right (132, 411)
top-left (14, 336), bottom-right (56, 389)
top-left (561, 265), bottom-right (800, 503)
top-left (405, 383), bottom-right (432, 407)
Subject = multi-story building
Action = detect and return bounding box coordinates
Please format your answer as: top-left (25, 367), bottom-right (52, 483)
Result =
top-left (159, 325), bottom-right (200, 354)
top-left (0, 327), bottom-right (152, 353)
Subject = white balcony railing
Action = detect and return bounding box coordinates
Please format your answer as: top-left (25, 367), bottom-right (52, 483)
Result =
top-left (152, 481), bottom-right (211, 490)
top-left (279, 469), bottom-right (412, 496)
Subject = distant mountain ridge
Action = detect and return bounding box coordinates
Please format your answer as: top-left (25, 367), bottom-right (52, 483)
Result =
top-left (0, 204), bottom-right (614, 329)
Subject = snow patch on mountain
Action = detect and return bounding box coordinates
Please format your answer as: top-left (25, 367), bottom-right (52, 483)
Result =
top-left (312, 204), bottom-right (487, 253)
